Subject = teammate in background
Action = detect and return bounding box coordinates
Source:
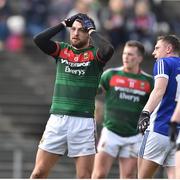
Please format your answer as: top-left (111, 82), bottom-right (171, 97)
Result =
top-left (30, 13), bottom-right (114, 178)
top-left (169, 97), bottom-right (180, 178)
top-left (92, 40), bottom-right (153, 179)
top-left (137, 35), bottom-right (180, 178)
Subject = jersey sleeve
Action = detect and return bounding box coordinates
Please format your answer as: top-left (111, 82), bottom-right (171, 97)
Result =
top-left (51, 42), bottom-right (67, 61)
top-left (153, 58), bottom-right (170, 80)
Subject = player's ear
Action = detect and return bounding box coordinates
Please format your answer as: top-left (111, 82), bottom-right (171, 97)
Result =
top-left (138, 55), bottom-right (143, 63)
top-left (166, 44), bottom-right (173, 54)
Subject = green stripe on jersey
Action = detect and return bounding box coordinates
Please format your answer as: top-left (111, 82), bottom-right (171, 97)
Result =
top-left (50, 42), bottom-right (104, 117)
top-left (100, 67), bottom-right (154, 136)
top-left (56, 73), bottom-right (98, 87)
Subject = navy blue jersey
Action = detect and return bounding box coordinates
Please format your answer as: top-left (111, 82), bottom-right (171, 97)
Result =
top-left (149, 57), bottom-right (180, 136)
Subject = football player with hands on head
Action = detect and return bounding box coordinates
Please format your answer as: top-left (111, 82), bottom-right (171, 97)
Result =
top-left (137, 35), bottom-right (180, 179)
top-left (30, 13), bottom-right (114, 179)
top-left (169, 97), bottom-right (180, 178)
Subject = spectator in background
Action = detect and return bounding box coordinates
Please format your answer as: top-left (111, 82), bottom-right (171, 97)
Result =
top-left (99, 0), bottom-right (129, 49)
top-left (47, 0), bottom-right (73, 26)
top-left (5, 15), bottom-right (25, 52)
top-left (66, 0), bottom-right (100, 31)
top-left (127, 0), bottom-right (157, 53)
top-left (23, 0), bottom-right (48, 37)
top-left (92, 40), bottom-right (153, 178)
top-left (47, 0), bottom-right (73, 41)
top-left (0, 0), bottom-right (11, 50)
top-left (171, 15), bottom-right (180, 37)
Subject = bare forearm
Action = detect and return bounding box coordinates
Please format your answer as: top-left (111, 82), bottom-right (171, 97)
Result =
top-left (143, 89), bottom-right (164, 113)
top-left (144, 77), bottom-right (168, 113)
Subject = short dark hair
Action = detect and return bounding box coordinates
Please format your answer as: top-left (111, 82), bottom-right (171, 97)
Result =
top-left (157, 34), bottom-right (180, 54)
top-left (125, 40), bottom-right (145, 57)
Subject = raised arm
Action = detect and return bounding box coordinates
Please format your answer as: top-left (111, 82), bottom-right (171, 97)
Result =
top-left (33, 14), bottom-right (81, 55)
top-left (33, 23), bottom-right (65, 55)
top-left (90, 31), bottom-right (114, 63)
top-left (79, 14), bottom-right (114, 63)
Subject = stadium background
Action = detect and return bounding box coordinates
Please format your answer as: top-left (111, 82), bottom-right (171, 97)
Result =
top-left (0, 0), bottom-right (179, 178)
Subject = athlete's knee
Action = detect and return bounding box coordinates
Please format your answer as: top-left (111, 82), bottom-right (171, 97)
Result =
top-left (76, 169), bottom-right (93, 179)
top-left (138, 171), bottom-right (149, 179)
top-left (30, 168), bottom-right (48, 178)
top-left (76, 171), bottom-right (91, 179)
top-left (121, 172), bottom-right (137, 179)
top-left (91, 170), bottom-right (107, 179)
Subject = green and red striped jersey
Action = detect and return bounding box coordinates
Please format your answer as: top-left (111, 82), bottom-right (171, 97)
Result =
top-left (50, 42), bottom-right (105, 117)
top-left (100, 66), bottom-right (154, 136)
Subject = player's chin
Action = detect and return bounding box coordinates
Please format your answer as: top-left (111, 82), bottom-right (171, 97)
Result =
top-left (123, 64), bottom-right (131, 69)
top-left (71, 40), bottom-right (78, 46)
top-left (71, 42), bottom-right (83, 49)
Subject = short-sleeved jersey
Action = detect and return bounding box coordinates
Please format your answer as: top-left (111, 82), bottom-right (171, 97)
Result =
top-left (149, 56), bottom-right (180, 136)
top-left (100, 67), bottom-right (153, 137)
top-left (50, 42), bottom-right (105, 117)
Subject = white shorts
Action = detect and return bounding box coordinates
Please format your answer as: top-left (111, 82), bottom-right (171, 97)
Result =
top-left (39, 114), bottom-right (96, 157)
top-left (97, 127), bottom-right (142, 158)
top-left (139, 130), bottom-right (176, 167)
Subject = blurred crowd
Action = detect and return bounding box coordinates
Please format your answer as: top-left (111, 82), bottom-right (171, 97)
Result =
top-left (0, 0), bottom-right (179, 53)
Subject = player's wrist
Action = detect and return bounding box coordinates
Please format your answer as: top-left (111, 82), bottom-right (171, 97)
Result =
top-left (169, 121), bottom-right (178, 126)
top-left (141, 110), bottom-right (150, 116)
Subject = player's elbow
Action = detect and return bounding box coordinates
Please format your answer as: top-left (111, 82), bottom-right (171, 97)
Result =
top-left (99, 45), bottom-right (114, 63)
top-left (104, 44), bottom-right (114, 60)
top-left (33, 34), bottom-right (41, 46)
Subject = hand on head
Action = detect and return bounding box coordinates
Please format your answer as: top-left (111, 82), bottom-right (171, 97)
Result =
top-left (63, 13), bottom-right (96, 32)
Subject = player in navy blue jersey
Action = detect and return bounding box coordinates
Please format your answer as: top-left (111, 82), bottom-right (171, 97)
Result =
top-left (137, 35), bottom-right (180, 178)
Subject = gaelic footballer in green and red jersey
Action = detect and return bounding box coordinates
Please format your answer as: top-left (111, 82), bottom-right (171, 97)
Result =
top-left (99, 67), bottom-right (153, 136)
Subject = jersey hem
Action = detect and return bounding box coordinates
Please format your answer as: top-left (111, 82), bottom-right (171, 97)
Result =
top-left (49, 110), bottom-right (94, 118)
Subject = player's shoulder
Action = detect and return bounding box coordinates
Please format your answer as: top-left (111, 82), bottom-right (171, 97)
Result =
top-left (101, 66), bottom-right (122, 79)
top-left (157, 56), bottom-right (180, 63)
top-left (103, 66), bottom-right (123, 74)
top-left (56, 42), bottom-right (71, 49)
top-left (140, 70), bottom-right (153, 79)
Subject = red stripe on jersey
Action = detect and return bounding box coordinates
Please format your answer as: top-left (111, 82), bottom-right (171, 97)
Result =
top-left (50, 42), bottom-right (60, 57)
top-left (59, 48), bottom-right (95, 62)
top-left (96, 50), bottom-right (105, 64)
top-left (110, 75), bottom-right (151, 93)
